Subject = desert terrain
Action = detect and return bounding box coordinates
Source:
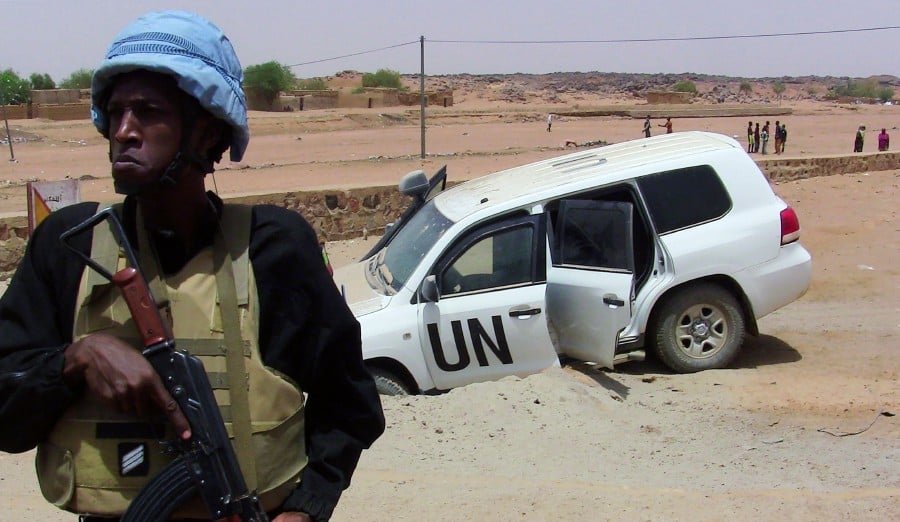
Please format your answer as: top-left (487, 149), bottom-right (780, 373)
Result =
top-left (0, 74), bottom-right (897, 521)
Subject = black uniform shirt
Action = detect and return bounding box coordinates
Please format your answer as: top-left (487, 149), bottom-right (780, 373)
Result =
top-left (0, 194), bottom-right (385, 521)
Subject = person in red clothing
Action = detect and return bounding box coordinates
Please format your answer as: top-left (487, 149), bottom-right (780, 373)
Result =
top-left (878, 128), bottom-right (890, 151)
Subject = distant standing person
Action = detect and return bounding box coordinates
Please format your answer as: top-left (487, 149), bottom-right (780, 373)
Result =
top-left (773, 120), bottom-right (782, 154)
top-left (761, 121), bottom-right (770, 155)
top-left (746, 121), bottom-right (754, 153)
top-left (643, 115), bottom-right (652, 138)
top-left (547, 113), bottom-right (553, 132)
top-left (878, 128), bottom-right (890, 151)
top-left (854, 124), bottom-right (865, 152)
top-left (753, 122), bottom-right (761, 153)
top-left (780, 123), bottom-right (788, 153)
top-left (659, 117), bottom-right (673, 133)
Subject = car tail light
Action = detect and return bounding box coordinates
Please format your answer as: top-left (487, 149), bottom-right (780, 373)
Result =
top-left (780, 206), bottom-right (800, 245)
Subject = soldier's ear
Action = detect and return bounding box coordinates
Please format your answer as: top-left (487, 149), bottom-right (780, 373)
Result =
top-left (192, 114), bottom-right (230, 164)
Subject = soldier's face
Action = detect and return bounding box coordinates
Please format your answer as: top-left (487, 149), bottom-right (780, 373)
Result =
top-left (106, 71), bottom-right (183, 194)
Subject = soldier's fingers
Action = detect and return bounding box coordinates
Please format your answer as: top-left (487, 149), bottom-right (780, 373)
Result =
top-left (150, 379), bottom-right (192, 440)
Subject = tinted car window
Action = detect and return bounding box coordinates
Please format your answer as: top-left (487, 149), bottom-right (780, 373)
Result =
top-left (637, 165), bottom-right (731, 234)
top-left (555, 200), bottom-right (634, 271)
top-left (441, 225), bottom-right (534, 296)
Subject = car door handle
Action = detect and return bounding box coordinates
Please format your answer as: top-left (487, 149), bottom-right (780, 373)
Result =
top-left (603, 294), bottom-right (625, 307)
top-left (509, 307), bottom-right (542, 318)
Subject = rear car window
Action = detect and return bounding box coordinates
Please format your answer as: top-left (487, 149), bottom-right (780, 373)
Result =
top-left (636, 165), bottom-right (731, 234)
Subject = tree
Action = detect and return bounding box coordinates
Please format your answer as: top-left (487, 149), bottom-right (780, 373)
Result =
top-left (244, 61), bottom-right (295, 107)
top-left (878, 87), bottom-right (895, 103)
top-left (59, 68), bottom-right (93, 89)
top-left (361, 69), bottom-right (402, 89)
top-left (29, 73), bottom-right (56, 90)
top-left (739, 81), bottom-right (752, 94)
top-left (0, 69), bottom-right (31, 105)
top-left (772, 81), bottom-right (786, 98)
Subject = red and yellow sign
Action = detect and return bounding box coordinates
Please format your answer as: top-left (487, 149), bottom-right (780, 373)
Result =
top-left (26, 179), bottom-right (81, 232)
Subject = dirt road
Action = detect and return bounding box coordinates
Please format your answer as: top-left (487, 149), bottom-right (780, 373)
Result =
top-left (1, 101), bottom-right (897, 215)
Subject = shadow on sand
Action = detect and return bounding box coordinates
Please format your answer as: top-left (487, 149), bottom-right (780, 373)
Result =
top-left (563, 334), bottom-right (802, 399)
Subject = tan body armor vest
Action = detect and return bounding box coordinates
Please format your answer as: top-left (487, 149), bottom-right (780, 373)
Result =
top-left (36, 204), bottom-right (307, 517)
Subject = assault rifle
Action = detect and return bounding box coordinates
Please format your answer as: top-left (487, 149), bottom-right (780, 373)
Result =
top-left (61, 207), bottom-right (267, 522)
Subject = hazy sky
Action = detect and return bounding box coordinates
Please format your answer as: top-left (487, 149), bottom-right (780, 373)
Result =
top-left (2, 0), bottom-right (898, 82)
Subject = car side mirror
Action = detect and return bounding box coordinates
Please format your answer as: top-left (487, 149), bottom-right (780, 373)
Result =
top-left (420, 275), bottom-right (440, 303)
top-left (399, 169), bottom-right (429, 201)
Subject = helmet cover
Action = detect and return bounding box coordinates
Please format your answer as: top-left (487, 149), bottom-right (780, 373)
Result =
top-left (91, 10), bottom-right (249, 162)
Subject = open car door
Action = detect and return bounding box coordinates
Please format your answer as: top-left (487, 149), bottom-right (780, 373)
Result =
top-left (546, 200), bottom-right (636, 369)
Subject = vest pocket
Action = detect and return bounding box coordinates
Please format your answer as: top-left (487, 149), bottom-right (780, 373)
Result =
top-left (36, 442), bottom-right (75, 508)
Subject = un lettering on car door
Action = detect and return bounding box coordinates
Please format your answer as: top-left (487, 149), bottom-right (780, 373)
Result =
top-left (418, 285), bottom-right (558, 390)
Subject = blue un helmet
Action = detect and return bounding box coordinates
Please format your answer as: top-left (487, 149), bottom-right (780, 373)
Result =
top-left (91, 10), bottom-right (249, 163)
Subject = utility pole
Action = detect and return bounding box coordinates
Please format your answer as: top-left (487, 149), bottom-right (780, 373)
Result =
top-left (420, 35), bottom-right (426, 159)
top-left (0, 79), bottom-right (15, 162)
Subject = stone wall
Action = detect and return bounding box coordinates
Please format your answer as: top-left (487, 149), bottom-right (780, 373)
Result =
top-left (646, 91), bottom-right (694, 104)
top-left (0, 151), bottom-right (897, 276)
top-left (31, 89), bottom-right (81, 105)
top-left (32, 103), bottom-right (91, 121)
top-left (1, 104), bottom-right (30, 119)
top-left (757, 153), bottom-right (900, 182)
top-left (398, 90), bottom-right (454, 107)
top-left (248, 88), bottom-right (454, 111)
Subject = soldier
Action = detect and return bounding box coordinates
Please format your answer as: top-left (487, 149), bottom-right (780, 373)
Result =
top-left (0, 11), bottom-right (384, 522)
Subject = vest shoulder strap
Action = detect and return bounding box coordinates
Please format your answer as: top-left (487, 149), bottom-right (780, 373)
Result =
top-left (219, 204), bottom-right (253, 306)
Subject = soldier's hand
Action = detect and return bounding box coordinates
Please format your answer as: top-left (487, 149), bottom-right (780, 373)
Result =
top-left (63, 333), bottom-right (192, 440)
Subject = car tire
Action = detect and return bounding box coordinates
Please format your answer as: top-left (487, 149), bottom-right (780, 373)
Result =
top-left (651, 284), bottom-right (745, 373)
top-left (370, 368), bottom-right (412, 396)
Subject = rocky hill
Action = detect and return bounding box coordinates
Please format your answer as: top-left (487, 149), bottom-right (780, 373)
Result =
top-left (390, 71), bottom-right (900, 105)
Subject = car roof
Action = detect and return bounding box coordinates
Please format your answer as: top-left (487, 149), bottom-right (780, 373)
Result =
top-left (434, 131), bottom-right (739, 222)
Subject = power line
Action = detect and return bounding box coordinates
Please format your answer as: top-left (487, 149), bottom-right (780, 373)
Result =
top-left (287, 40), bottom-right (419, 68)
top-left (286, 26), bottom-right (898, 71)
top-left (430, 25), bottom-right (900, 44)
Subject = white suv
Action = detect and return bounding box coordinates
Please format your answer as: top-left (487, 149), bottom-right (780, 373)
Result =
top-left (333, 132), bottom-right (812, 394)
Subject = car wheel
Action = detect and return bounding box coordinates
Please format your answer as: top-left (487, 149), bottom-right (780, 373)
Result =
top-left (651, 284), bottom-right (745, 373)
top-left (370, 368), bottom-right (412, 396)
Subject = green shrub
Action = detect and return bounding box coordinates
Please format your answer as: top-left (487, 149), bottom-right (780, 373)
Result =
top-left (244, 61), bottom-right (295, 106)
top-left (296, 77), bottom-right (328, 91)
top-left (739, 81), bottom-right (752, 94)
top-left (672, 80), bottom-right (697, 94)
top-left (59, 68), bottom-right (93, 89)
top-left (878, 87), bottom-right (895, 103)
top-left (829, 79), bottom-right (880, 99)
top-left (361, 69), bottom-right (402, 89)
top-left (29, 73), bottom-right (56, 90)
top-left (0, 69), bottom-right (31, 104)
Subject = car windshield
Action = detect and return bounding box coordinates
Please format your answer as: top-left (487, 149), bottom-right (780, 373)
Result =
top-left (375, 199), bottom-right (455, 292)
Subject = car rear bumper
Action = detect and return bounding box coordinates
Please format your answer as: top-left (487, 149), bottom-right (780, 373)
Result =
top-left (739, 242), bottom-right (812, 319)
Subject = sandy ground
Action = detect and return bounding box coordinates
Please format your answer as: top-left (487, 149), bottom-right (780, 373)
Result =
top-left (0, 95), bottom-right (897, 521)
top-left (0, 99), bottom-right (897, 215)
